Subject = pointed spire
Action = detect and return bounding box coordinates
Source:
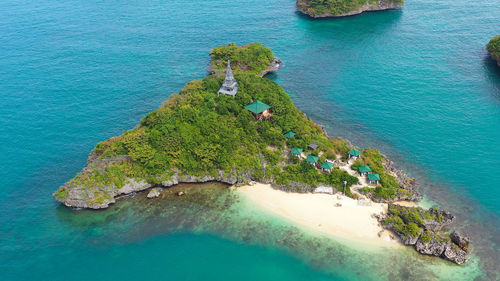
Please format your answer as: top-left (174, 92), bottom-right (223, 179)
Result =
top-left (225, 60), bottom-right (235, 81)
top-left (217, 59), bottom-right (238, 97)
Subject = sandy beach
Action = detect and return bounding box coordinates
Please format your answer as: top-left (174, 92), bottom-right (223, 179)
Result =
top-left (237, 183), bottom-right (400, 247)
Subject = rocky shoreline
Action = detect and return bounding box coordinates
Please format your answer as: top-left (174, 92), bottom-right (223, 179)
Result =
top-left (55, 126), bottom-right (419, 209)
top-left (53, 43), bottom-right (469, 264)
top-left (208, 57), bottom-right (282, 78)
top-left (296, 0), bottom-right (403, 18)
top-left (379, 204), bottom-right (469, 264)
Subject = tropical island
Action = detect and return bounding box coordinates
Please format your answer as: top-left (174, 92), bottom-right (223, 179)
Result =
top-left (487, 35), bottom-right (500, 66)
top-left (296, 0), bottom-right (404, 18)
top-left (54, 42), bottom-right (469, 264)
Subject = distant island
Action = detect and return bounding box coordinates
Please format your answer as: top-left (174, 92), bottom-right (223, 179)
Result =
top-left (487, 35), bottom-right (500, 66)
top-left (296, 0), bottom-right (404, 18)
top-left (54, 42), bottom-right (469, 264)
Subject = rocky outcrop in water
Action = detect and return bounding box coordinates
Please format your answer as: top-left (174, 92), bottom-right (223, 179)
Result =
top-left (147, 188), bottom-right (162, 198)
top-left (380, 204), bottom-right (469, 264)
top-left (487, 35), bottom-right (500, 67)
top-left (55, 157), bottom-right (252, 209)
top-left (258, 58), bottom-right (282, 77)
top-left (296, 0), bottom-right (403, 18)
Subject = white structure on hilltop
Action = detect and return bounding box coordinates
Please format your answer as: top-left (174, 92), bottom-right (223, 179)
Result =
top-left (218, 60), bottom-right (238, 96)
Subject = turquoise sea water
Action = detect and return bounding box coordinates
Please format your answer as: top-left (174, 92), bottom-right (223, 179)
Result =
top-left (1, 0), bottom-right (499, 280)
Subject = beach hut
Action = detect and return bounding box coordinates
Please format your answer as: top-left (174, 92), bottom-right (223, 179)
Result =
top-left (284, 131), bottom-right (296, 139)
top-left (290, 147), bottom-right (303, 158)
top-left (320, 161), bottom-right (334, 172)
top-left (306, 155), bottom-right (319, 166)
top-left (358, 165), bottom-right (371, 176)
top-left (348, 148), bottom-right (362, 160)
top-left (368, 173), bottom-right (381, 185)
top-left (308, 143), bottom-right (318, 150)
top-left (244, 100), bottom-right (271, 120)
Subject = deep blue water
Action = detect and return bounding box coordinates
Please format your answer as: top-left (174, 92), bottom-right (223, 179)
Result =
top-left (1, 0), bottom-right (499, 280)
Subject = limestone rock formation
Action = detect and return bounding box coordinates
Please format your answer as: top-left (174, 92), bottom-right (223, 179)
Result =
top-left (296, 0), bottom-right (404, 18)
top-left (147, 188), bottom-right (162, 198)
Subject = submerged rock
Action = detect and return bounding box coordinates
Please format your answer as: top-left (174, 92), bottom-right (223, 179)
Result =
top-left (147, 188), bottom-right (162, 199)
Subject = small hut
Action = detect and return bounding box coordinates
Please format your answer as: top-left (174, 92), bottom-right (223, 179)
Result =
top-left (284, 131), bottom-right (296, 139)
top-left (320, 161), bottom-right (334, 172)
top-left (290, 147), bottom-right (303, 158)
top-left (308, 143), bottom-right (318, 150)
top-left (368, 173), bottom-right (381, 185)
top-left (306, 155), bottom-right (319, 166)
top-left (358, 165), bottom-right (371, 176)
top-left (244, 100), bottom-right (271, 120)
top-left (348, 148), bottom-right (362, 160)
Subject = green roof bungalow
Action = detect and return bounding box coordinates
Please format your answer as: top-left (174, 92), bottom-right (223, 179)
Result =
top-left (368, 173), bottom-right (381, 185)
top-left (244, 100), bottom-right (271, 120)
top-left (290, 147), bottom-right (303, 158)
top-left (284, 131), bottom-right (296, 139)
top-left (306, 155), bottom-right (319, 166)
top-left (320, 161), bottom-right (334, 172)
top-left (308, 143), bottom-right (318, 150)
top-left (348, 148), bottom-right (362, 161)
top-left (358, 165), bottom-right (371, 176)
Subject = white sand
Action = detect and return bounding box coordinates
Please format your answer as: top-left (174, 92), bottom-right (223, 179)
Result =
top-left (393, 200), bottom-right (419, 208)
top-left (237, 183), bottom-right (400, 247)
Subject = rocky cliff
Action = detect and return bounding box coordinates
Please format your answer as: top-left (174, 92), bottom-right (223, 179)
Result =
top-left (58, 154), bottom-right (249, 209)
top-left (380, 204), bottom-right (470, 264)
top-left (296, 0), bottom-right (403, 18)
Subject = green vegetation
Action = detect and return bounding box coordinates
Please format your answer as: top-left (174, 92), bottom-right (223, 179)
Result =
top-left (297, 0), bottom-right (404, 17)
top-left (54, 186), bottom-right (68, 200)
top-left (419, 230), bottom-right (433, 243)
top-left (351, 148), bottom-right (411, 199)
top-left (487, 35), bottom-right (500, 60)
top-left (209, 42), bottom-right (274, 75)
top-left (383, 204), bottom-right (452, 239)
top-left (58, 43), bottom-right (402, 205)
top-left (384, 204), bottom-right (424, 238)
top-left (64, 43), bottom-right (363, 197)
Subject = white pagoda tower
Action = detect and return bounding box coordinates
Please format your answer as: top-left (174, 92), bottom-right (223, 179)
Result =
top-left (217, 60), bottom-right (238, 96)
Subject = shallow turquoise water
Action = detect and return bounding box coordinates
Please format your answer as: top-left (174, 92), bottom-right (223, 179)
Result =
top-left (1, 0), bottom-right (499, 280)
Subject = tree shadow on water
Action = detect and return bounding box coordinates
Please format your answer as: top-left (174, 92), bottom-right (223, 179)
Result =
top-left (295, 8), bottom-right (403, 38)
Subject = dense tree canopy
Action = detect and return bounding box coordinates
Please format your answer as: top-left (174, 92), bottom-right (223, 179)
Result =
top-left (487, 35), bottom-right (500, 60)
top-left (56, 43), bottom-right (404, 202)
top-left (209, 42), bottom-right (274, 75)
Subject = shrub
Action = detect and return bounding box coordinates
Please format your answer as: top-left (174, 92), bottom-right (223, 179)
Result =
top-left (404, 222), bottom-right (422, 238)
top-left (54, 187), bottom-right (68, 200)
top-left (487, 35), bottom-right (500, 58)
top-left (209, 42), bottom-right (274, 75)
